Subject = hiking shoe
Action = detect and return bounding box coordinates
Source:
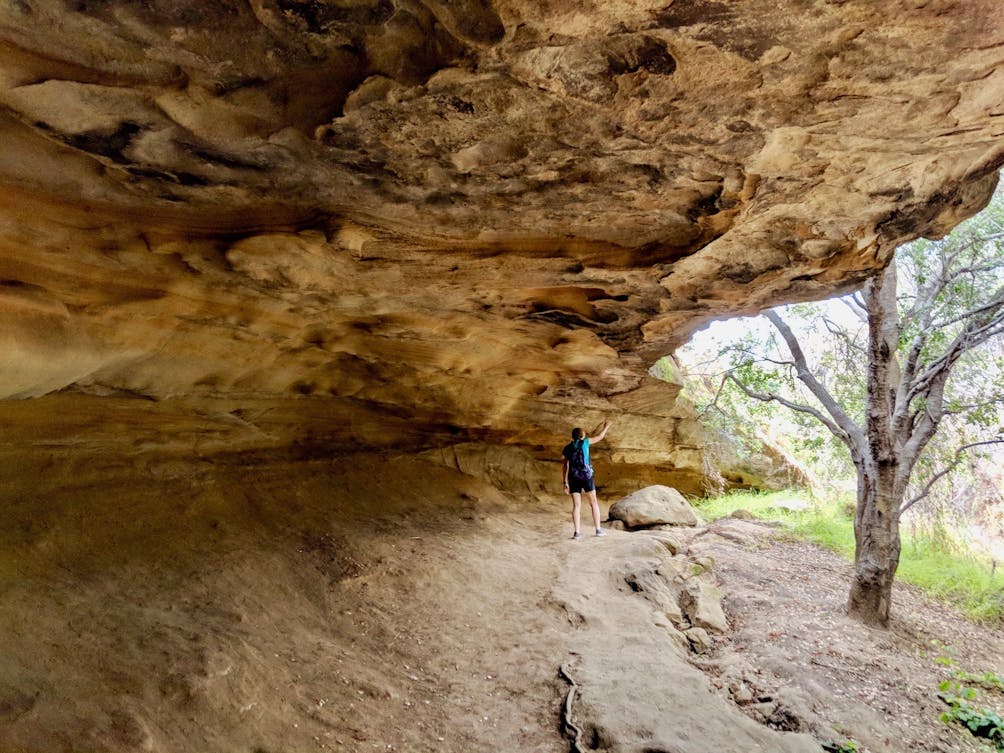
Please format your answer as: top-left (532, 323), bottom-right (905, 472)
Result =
top-left (572, 532), bottom-right (582, 540)
top-left (595, 528), bottom-right (606, 537)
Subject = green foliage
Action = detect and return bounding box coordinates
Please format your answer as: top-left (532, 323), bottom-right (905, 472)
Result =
top-left (937, 663), bottom-right (1004, 751)
top-left (692, 489), bottom-right (808, 522)
top-left (897, 539), bottom-right (1004, 623)
top-left (789, 507), bottom-right (856, 558)
top-left (694, 491), bottom-right (1004, 622)
top-left (939, 697), bottom-right (1004, 752)
top-left (822, 740), bottom-right (860, 753)
top-left (951, 669), bottom-right (1004, 693)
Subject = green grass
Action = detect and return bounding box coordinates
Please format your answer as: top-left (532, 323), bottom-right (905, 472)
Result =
top-left (898, 539), bottom-right (1004, 623)
top-left (695, 490), bottom-right (1004, 623)
top-left (695, 489), bottom-right (812, 523)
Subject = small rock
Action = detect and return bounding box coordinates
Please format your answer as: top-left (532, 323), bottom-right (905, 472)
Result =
top-left (690, 556), bottom-right (714, 576)
top-left (624, 569), bottom-right (686, 624)
top-left (730, 508), bottom-right (756, 520)
top-left (684, 627), bottom-right (713, 653)
top-left (640, 528), bottom-right (681, 554)
top-left (732, 684), bottom-right (754, 704)
top-left (665, 624), bottom-right (690, 652)
top-left (606, 519), bottom-right (626, 531)
top-left (750, 700), bottom-right (777, 720)
top-left (680, 579), bottom-right (729, 633)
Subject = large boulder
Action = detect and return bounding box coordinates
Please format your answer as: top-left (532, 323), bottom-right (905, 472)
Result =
top-left (609, 485), bottom-right (700, 529)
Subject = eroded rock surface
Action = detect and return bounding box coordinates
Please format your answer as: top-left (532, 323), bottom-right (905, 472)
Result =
top-left (554, 529), bottom-right (820, 752)
top-left (0, 2), bottom-right (1003, 488)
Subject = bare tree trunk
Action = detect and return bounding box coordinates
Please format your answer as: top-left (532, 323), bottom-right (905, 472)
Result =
top-left (848, 263), bottom-right (903, 627)
top-left (848, 461), bottom-right (902, 626)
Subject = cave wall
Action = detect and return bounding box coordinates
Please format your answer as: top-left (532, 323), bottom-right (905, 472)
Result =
top-left (0, 0), bottom-right (1002, 494)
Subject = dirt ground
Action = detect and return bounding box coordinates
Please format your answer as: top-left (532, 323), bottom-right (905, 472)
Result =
top-left (0, 455), bottom-right (571, 753)
top-left (0, 453), bottom-right (1001, 753)
top-left (686, 518), bottom-right (1004, 753)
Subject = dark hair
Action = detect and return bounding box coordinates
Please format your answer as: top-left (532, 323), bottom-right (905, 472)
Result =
top-left (571, 427), bottom-right (583, 440)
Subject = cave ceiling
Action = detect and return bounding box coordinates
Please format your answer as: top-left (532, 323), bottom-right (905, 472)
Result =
top-left (0, 0), bottom-right (1002, 479)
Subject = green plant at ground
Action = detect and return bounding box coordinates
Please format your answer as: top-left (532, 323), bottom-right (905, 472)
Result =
top-left (897, 541), bottom-right (1004, 623)
top-left (953, 670), bottom-right (1004, 693)
top-left (937, 666), bottom-right (1004, 752)
top-left (822, 739), bottom-right (859, 753)
top-left (939, 697), bottom-right (1004, 752)
top-left (691, 489), bottom-right (819, 524)
top-left (694, 491), bottom-right (1004, 622)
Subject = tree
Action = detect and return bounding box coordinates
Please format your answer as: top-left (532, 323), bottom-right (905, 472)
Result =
top-left (707, 190), bottom-right (1004, 626)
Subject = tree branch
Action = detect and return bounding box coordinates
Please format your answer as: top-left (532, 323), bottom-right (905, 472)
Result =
top-left (725, 374), bottom-right (852, 447)
top-left (821, 316), bottom-right (866, 356)
top-left (844, 294), bottom-right (868, 323)
top-left (905, 279), bottom-right (1004, 408)
top-left (901, 367), bottom-right (950, 471)
top-left (900, 438), bottom-right (1004, 512)
top-left (763, 309), bottom-right (865, 454)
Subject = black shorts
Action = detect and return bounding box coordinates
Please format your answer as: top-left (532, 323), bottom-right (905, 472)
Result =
top-left (568, 476), bottom-right (595, 494)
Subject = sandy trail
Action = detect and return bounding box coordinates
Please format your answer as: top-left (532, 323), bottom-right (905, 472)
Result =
top-left (0, 455), bottom-right (573, 753)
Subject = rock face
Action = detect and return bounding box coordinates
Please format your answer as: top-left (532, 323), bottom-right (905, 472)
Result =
top-left (0, 2), bottom-right (1003, 490)
top-left (609, 485), bottom-right (701, 528)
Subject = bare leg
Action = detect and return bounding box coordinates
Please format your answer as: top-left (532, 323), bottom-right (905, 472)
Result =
top-left (587, 490), bottom-right (602, 532)
top-left (571, 492), bottom-right (582, 536)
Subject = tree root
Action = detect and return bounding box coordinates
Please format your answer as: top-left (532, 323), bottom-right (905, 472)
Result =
top-left (558, 661), bottom-right (586, 753)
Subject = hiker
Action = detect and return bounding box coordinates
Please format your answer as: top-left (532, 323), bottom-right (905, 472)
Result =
top-left (562, 419), bottom-right (611, 540)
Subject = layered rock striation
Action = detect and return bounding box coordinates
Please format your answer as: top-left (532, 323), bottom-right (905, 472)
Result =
top-left (1, 1), bottom-right (1003, 491)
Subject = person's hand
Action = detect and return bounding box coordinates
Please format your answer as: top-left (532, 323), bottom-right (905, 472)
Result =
top-left (563, 482), bottom-right (569, 491)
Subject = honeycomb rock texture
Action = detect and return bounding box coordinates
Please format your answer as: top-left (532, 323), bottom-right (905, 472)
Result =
top-left (0, 1), bottom-right (1002, 490)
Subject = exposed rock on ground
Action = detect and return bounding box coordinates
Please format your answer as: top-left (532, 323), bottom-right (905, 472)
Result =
top-left (555, 530), bottom-right (821, 753)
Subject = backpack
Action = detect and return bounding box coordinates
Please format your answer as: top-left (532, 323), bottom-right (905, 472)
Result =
top-left (567, 439), bottom-right (594, 483)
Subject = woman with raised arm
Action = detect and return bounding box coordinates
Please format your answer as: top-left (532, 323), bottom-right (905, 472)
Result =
top-left (561, 419), bottom-right (611, 540)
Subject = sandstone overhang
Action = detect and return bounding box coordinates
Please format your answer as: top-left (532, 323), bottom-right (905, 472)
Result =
top-left (1, 0), bottom-right (1002, 490)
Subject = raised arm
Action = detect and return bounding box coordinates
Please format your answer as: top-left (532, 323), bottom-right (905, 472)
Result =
top-left (589, 419), bottom-right (611, 445)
